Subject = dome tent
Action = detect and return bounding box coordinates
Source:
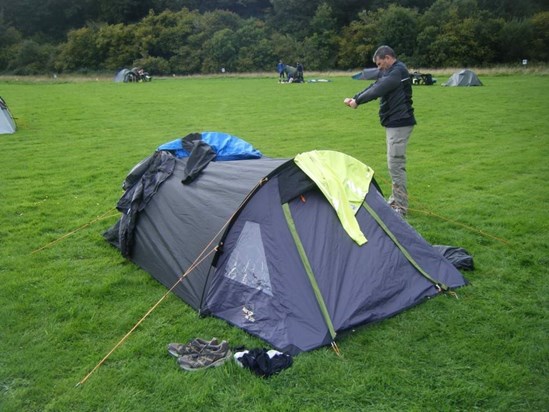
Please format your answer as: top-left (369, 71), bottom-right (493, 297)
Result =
top-left (442, 69), bottom-right (483, 86)
top-left (352, 68), bottom-right (379, 80)
top-left (104, 132), bottom-right (468, 355)
top-left (0, 96), bottom-right (16, 134)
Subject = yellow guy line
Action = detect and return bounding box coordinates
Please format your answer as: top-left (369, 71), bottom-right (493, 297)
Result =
top-left (76, 177), bottom-right (268, 386)
top-left (31, 208), bottom-right (119, 254)
top-left (376, 175), bottom-right (510, 245)
top-left (76, 245), bottom-right (218, 387)
top-left (408, 206), bottom-right (510, 245)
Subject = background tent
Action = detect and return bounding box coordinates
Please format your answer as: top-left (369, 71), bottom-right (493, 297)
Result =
top-left (114, 68), bottom-right (151, 83)
top-left (0, 96), bottom-right (16, 134)
top-left (114, 69), bottom-right (131, 82)
top-left (442, 69), bottom-right (483, 86)
top-left (105, 132), bottom-right (468, 355)
top-left (352, 68), bottom-right (379, 80)
top-left (283, 65), bottom-right (304, 83)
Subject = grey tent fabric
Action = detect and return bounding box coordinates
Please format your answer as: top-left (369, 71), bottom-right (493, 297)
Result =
top-left (0, 96), bottom-right (16, 134)
top-left (352, 68), bottom-right (379, 80)
top-left (114, 69), bottom-right (131, 82)
top-left (442, 69), bottom-right (483, 86)
top-left (434, 245), bottom-right (474, 271)
top-left (118, 154), bottom-right (287, 310)
top-left (105, 140), bottom-right (468, 354)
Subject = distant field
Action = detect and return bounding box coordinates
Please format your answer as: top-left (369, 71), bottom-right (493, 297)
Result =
top-left (0, 74), bottom-right (547, 411)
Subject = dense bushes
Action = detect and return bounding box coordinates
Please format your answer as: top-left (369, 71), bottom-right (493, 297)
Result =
top-left (0, 1), bottom-right (548, 75)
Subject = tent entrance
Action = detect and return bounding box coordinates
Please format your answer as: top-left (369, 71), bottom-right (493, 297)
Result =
top-left (282, 202), bottom-right (337, 340)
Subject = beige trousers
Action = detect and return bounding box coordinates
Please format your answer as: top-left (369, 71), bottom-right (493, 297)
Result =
top-left (386, 125), bottom-right (414, 211)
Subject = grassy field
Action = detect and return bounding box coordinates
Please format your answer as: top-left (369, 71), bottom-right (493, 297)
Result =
top-left (0, 73), bottom-right (548, 411)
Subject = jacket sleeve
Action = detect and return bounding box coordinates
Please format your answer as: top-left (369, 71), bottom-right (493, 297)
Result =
top-left (353, 69), bottom-right (401, 105)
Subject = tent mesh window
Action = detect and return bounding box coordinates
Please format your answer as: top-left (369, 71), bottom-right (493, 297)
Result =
top-left (223, 221), bottom-right (273, 296)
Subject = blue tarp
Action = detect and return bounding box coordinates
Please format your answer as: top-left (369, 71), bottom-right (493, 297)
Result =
top-left (157, 131), bottom-right (262, 160)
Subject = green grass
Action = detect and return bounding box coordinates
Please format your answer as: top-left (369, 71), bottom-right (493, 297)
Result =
top-left (1, 74), bottom-right (548, 411)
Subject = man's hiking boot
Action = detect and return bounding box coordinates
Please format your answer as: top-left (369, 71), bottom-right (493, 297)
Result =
top-left (167, 337), bottom-right (220, 358)
top-left (177, 340), bottom-right (232, 371)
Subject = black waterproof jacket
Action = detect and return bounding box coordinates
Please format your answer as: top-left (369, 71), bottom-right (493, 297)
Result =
top-left (353, 60), bottom-right (416, 128)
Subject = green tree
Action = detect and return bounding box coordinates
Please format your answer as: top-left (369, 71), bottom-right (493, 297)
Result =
top-left (497, 19), bottom-right (535, 63)
top-left (133, 55), bottom-right (171, 74)
top-left (97, 0), bottom-right (156, 24)
top-left (202, 28), bottom-right (237, 72)
top-left (310, 2), bottom-right (338, 35)
top-left (415, 0), bottom-right (503, 66)
top-left (302, 3), bottom-right (339, 69)
top-left (10, 39), bottom-right (57, 74)
top-left (376, 5), bottom-right (419, 61)
top-left (56, 25), bottom-right (101, 71)
top-left (270, 32), bottom-right (303, 70)
top-left (58, 22), bottom-right (146, 73)
top-left (95, 23), bottom-right (139, 70)
top-left (0, 19), bottom-right (22, 71)
top-left (1, 0), bottom-right (100, 40)
top-left (193, 0), bottom-right (272, 18)
top-left (324, 0), bottom-right (373, 27)
top-left (366, 0), bottom-right (437, 12)
top-left (414, 0), bottom-right (457, 66)
top-left (337, 10), bottom-right (380, 69)
top-left (135, 9), bottom-right (196, 61)
top-left (6, 0), bottom-right (549, 74)
top-left (268, 0), bottom-right (321, 39)
top-left (477, 0), bottom-right (544, 19)
top-left (169, 45), bottom-right (202, 74)
top-left (186, 10), bottom-right (243, 73)
top-left (234, 19), bottom-right (276, 71)
top-left (531, 11), bottom-right (549, 61)
top-left (337, 5), bottom-right (418, 69)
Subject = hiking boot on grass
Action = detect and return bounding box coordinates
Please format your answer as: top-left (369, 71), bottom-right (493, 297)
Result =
top-left (167, 337), bottom-right (220, 358)
top-left (177, 340), bottom-right (232, 371)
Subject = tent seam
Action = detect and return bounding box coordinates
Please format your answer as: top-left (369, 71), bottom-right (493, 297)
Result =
top-left (282, 202), bottom-right (337, 340)
top-left (362, 200), bottom-right (449, 291)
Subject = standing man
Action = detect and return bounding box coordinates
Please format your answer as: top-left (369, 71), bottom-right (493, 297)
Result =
top-left (344, 45), bottom-right (416, 217)
top-left (277, 60), bottom-right (285, 82)
top-left (296, 62), bottom-right (304, 82)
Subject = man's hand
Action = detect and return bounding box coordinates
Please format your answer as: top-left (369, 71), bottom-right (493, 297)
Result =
top-left (343, 98), bottom-right (358, 109)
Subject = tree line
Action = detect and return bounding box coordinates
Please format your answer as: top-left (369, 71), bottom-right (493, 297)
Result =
top-left (0, 0), bottom-right (547, 75)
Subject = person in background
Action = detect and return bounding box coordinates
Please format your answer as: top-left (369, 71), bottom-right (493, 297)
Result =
top-left (277, 60), bottom-right (285, 82)
top-left (296, 62), bottom-right (304, 82)
top-left (343, 45), bottom-right (416, 217)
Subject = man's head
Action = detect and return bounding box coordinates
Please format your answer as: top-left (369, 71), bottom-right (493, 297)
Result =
top-left (373, 45), bottom-right (396, 71)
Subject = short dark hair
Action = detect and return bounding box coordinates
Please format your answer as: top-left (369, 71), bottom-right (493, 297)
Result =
top-left (373, 45), bottom-right (396, 62)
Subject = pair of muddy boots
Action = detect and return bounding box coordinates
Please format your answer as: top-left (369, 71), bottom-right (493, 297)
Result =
top-left (168, 338), bottom-right (231, 371)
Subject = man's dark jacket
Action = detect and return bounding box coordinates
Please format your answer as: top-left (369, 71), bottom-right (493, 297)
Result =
top-left (353, 60), bottom-right (416, 128)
